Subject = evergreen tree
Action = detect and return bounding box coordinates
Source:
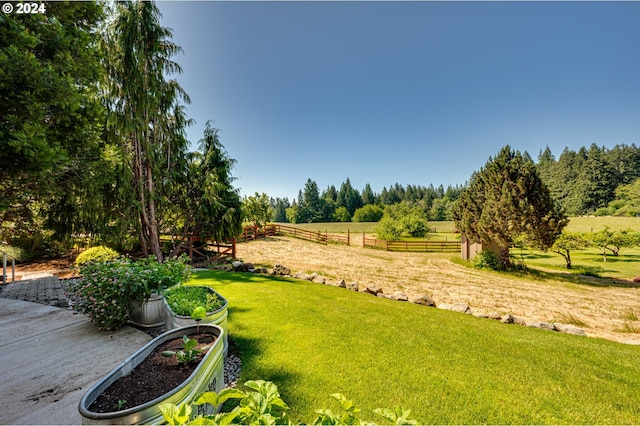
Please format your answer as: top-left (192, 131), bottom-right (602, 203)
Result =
top-left (271, 198), bottom-right (290, 223)
top-left (453, 146), bottom-right (567, 267)
top-left (336, 178), bottom-right (363, 216)
top-left (104, 0), bottom-right (191, 260)
top-left (0, 2), bottom-right (106, 242)
top-left (361, 183), bottom-right (377, 205)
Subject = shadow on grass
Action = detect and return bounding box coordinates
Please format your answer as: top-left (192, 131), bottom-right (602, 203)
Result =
top-left (225, 334), bottom-right (302, 410)
top-left (507, 266), bottom-right (639, 288)
top-left (190, 270), bottom-right (295, 286)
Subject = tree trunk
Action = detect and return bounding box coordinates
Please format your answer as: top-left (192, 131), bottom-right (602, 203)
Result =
top-left (499, 246), bottom-right (511, 269)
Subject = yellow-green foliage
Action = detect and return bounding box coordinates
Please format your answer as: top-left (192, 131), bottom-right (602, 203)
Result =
top-left (75, 245), bottom-right (119, 267)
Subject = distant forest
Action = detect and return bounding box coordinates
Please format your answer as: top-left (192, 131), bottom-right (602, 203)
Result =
top-left (271, 143), bottom-right (640, 223)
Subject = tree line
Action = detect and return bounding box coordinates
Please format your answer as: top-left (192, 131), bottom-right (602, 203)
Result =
top-left (250, 179), bottom-right (464, 225)
top-left (255, 141), bottom-right (640, 227)
top-left (1, 1), bottom-right (242, 260)
top-left (536, 143), bottom-right (640, 216)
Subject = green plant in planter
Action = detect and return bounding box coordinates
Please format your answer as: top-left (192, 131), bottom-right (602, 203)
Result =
top-left (69, 255), bottom-right (192, 331)
top-left (162, 335), bottom-right (208, 365)
top-left (164, 286), bottom-right (224, 316)
top-left (191, 306), bottom-right (206, 334)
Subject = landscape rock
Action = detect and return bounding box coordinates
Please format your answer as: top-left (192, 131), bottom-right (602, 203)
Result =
top-left (526, 321), bottom-right (557, 331)
top-left (272, 264), bottom-right (291, 276)
top-left (501, 314), bottom-right (515, 324)
top-left (362, 285), bottom-right (383, 295)
top-left (337, 279), bottom-right (347, 288)
top-left (554, 323), bottom-right (587, 336)
top-left (312, 275), bottom-right (326, 284)
top-left (411, 295), bottom-right (436, 307)
top-left (347, 282), bottom-right (359, 292)
top-left (391, 291), bottom-right (409, 301)
top-left (488, 311), bottom-right (502, 320)
top-left (377, 293), bottom-right (393, 299)
top-left (307, 272), bottom-right (318, 281)
top-left (451, 303), bottom-right (471, 314)
top-left (501, 314), bottom-right (526, 326)
top-left (231, 261), bottom-right (243, 271)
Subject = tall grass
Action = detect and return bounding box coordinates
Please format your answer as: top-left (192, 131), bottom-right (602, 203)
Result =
top-left (190, 271), bottom-right (640, 424)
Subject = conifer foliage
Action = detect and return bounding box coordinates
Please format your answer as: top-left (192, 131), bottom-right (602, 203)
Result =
top-left (452, 146), bottom-right (567, 267)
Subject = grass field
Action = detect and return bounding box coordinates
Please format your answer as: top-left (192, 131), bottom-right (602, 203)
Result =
top-left (189, 270), bottom-right (640, 424)
top-left (278, 217), bottom-right (640, 277)
top-left (277, 216), bottom-right (640, 236)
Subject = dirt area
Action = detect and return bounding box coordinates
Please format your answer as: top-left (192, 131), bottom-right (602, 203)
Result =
top-left (5, 258), bottom-right (76, 281)
top-left (236, 236), bottom-right (640, 345)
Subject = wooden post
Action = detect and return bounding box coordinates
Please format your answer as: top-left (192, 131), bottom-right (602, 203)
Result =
top-left (232, 238), bottom-right (236, 259)
top-left (347, 229), bottom-right (350, 246)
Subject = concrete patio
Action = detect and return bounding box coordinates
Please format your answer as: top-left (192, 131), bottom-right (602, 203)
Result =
top-left (0, 280), bottom-right (150, 424)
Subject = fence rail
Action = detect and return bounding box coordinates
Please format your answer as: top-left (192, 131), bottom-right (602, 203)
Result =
top-left (238, 224), bottom-right (460, 253)
top-left (363, 237), bottom-right (461, 253)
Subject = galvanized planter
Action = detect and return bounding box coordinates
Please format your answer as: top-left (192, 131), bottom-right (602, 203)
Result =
top-left (78, 324), bottom-right (225, 425)
top-left (163, 287), bottom-right (229, 355)
top-left (128, 293), bottom-right (166, 330)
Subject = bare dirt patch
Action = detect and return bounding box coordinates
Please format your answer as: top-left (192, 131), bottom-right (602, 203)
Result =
top-left (236, 236), bottom-right (640, 345)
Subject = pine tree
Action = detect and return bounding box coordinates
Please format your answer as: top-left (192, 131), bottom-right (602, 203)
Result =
top-left (453, 146), bottom-right (567, 267)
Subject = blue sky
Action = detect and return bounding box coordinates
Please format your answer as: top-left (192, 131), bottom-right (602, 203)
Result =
top-left (156, 1), bottom-right (640, 200)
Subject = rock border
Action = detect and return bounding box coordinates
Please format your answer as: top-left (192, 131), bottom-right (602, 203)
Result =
top-left (208, 260), bottom-right (588, 338)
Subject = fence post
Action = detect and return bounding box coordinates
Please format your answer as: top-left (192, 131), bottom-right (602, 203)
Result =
top-left (386, 240), bottom-right (389, 251)
top-left (347, 229), bottom-right (350, 246)
top-left (232, 238), bottom-right (236, 259)
top-left (363, 232), bottom-right (365, 246)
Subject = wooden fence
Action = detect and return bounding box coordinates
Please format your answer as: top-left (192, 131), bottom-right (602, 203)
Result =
top-left (238, 224), bottom-right (460, 253)
top-left (363, 237), bottom-right (461, 253)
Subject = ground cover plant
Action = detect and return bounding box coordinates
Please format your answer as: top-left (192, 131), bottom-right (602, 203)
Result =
top-left (188, 270), bottom-right (640, 424)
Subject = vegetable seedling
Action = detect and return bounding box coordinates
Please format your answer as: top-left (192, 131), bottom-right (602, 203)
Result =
top-left (191, 306), bottom-right (206, 334)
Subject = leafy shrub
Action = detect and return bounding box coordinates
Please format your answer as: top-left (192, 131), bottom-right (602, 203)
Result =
top-left (0, 244), bottom-right (27, 262)
top-left (69, 258), bottom-right (135, 330)
top-left (159, 380), bottom-right (418, 425)
top-left (374, 203), bottom-right (429, 239)
top-left (473, 250), bottom-right (501, 271)
top-left (69, 255), bottom-right (192, 331)
top-left (75, 245), bottom-right (119, 267)
top-left (164, 286), bottom-right (224, 316)
top-left (332, 206), bottom-right (351, 222)
top-left (352, 204), bottom-right (384, 222)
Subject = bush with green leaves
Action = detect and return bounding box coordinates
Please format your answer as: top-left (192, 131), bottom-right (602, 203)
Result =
top-left (75, 245), bottom-right (119, 267)
top-left (69, 255), bottom-right (192, 331)
top-left (472, 250), bottom-right (502, 271)
top-left (0, 244), bottom-right (27, 262)
top-left (352, 204), bottom-right (384, 222)
top-left (374, 203), bottom-right (429, 240)
top-left (159, 380), bottom-right (418, 426)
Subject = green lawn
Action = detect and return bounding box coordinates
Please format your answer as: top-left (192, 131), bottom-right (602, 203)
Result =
top-left (516, 246), bottom-right (640, 280)
top-left (189, 270), bottom-right (640, 424)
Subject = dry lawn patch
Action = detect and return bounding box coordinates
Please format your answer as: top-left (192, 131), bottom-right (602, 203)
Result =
top-left (236, 236), bottom-right (640, 345)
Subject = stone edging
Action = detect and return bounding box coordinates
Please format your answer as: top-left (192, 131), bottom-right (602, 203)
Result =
top-left (210, 262), bottom-right (589, 338)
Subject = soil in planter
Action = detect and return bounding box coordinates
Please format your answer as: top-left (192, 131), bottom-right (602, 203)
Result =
top-left (88, 333), bottom-right (216, 413)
